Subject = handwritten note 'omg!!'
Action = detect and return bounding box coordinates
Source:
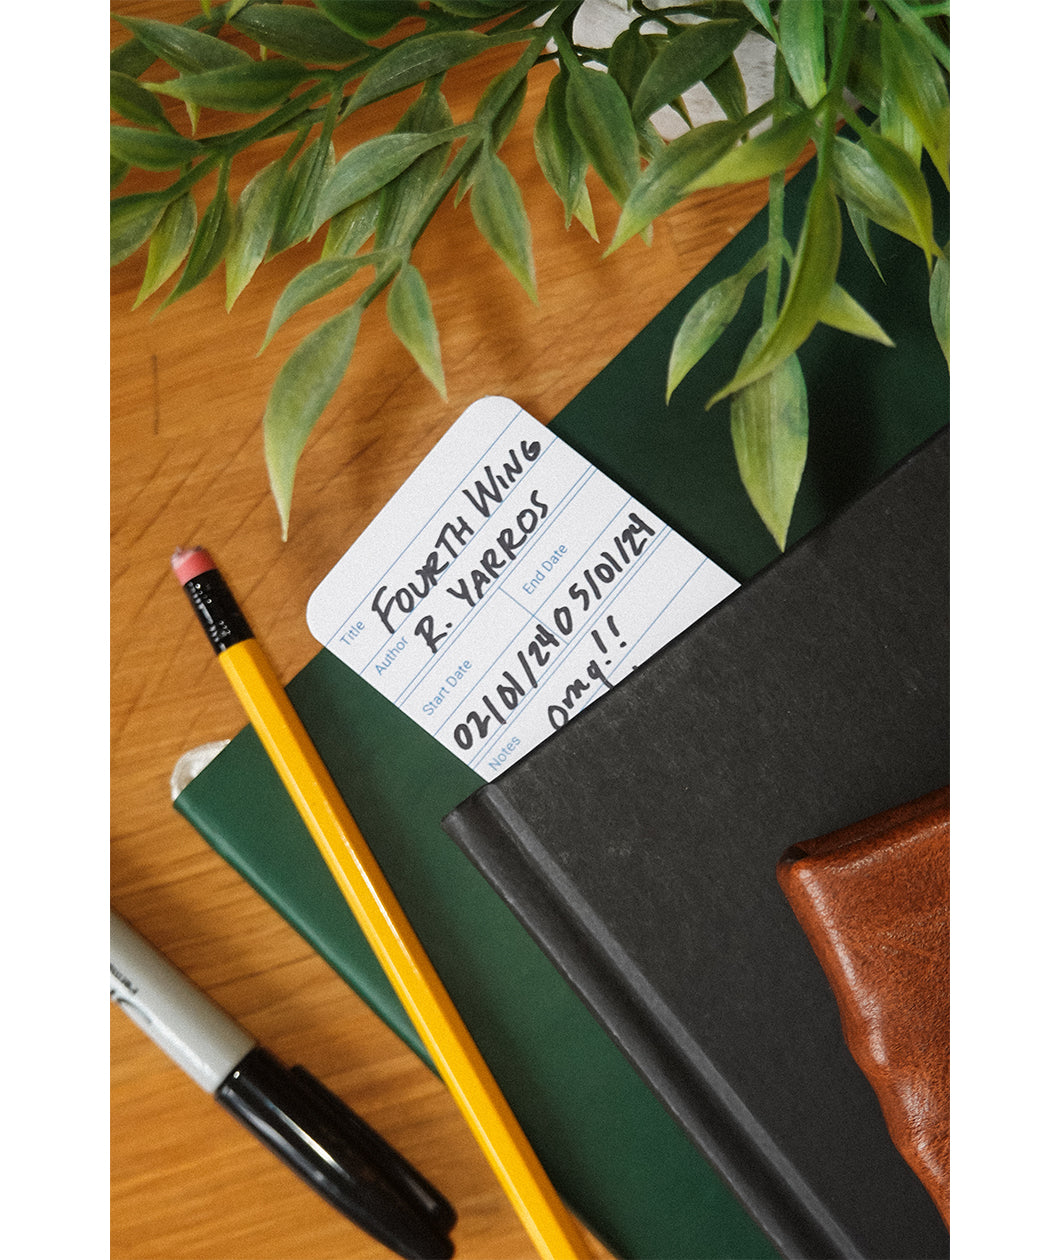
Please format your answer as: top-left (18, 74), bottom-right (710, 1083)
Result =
top-left (307, 397), bottom-right (738, 780)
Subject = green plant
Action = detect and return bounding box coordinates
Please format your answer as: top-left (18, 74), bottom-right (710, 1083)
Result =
top-left (111, 0), bottom-right (949, 543)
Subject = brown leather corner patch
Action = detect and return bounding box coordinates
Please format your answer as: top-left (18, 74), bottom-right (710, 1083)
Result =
top-left (777, 787), bottom-right (950, 1226)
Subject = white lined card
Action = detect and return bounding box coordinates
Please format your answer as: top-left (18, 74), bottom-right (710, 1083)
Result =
top-left (307, 396), bottom-right (739, 779)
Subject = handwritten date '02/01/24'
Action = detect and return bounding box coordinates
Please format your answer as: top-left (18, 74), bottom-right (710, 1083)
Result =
top-left (450, 615), bottom-right (631, 756)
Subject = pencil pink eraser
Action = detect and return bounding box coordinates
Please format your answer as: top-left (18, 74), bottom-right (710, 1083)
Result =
top-left (171, 546), bottom-right (216, 586)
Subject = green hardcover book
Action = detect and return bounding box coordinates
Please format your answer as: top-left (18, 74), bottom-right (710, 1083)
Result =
top-left (173, 155), bottom-right (948, 1259)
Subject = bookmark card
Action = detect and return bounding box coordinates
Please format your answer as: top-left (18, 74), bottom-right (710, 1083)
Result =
top-left (308, 397), bottom-right (738, 779)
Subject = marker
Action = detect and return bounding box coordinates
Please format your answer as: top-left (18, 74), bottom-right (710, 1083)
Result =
top-left (172, 546), bottom-right (592, 1260)
top-left (110, 909), bottom-right (456, 1260)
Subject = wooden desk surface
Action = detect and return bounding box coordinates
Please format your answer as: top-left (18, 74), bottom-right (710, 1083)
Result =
top-left (111, 7), bottom-right (771, 1256)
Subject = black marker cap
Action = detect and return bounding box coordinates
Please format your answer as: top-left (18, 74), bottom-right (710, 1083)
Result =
top-left (217, 1047), bottom-right (455, 1259)
top-left (287, 1065), bottom-right (457, 1235)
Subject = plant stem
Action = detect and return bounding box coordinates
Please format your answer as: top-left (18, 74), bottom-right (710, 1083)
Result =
top-left (210, 79), bottom-right (335, 155)
top-left (358, 256), bottom-right (403, 312)
top-left (810, 0), bottom-right (858, 189)
top-left (762, 52), bottom-right (792, 330)
top-left (762, 170), bottom-right (784, 332)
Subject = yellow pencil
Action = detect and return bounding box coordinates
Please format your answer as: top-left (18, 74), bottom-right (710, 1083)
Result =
top-left (172, 546), bottom-right (592, 1260)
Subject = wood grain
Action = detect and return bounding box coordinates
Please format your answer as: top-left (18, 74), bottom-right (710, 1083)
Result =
top-left (111, 6), bottom-right (773, 1256)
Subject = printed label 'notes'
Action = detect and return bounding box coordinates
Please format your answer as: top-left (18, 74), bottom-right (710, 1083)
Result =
top-left (307, 397), bottom-right (738, 779)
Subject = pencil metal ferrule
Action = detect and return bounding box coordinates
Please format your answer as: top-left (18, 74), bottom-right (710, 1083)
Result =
top-left (181, 568), bottom-right (254, 654)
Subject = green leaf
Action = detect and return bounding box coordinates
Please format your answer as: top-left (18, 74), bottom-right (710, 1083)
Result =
top-left (111, 71), bottom-right (173, 129)
top-left (262, 255), bottom-right (376, 350)
top-left (819, 282), bottom-right (894, 345)
top-left (566, 62), bottom-right (642, 207)
top-left (534, 71), bottom-right (596, 237)
top-left (469, 148), bottom-right (536, 300)
top-left (489, 1), bottom-right (561, 20)
top-left (632, 19), bottom-right (749, 123)
top-left (877, 0), bottom-right (950, 71)
top-left (741, 0), bottom-right (779, 42)
top-left (110, 125), bottom-right (201, 171)
top-left (689, 109), bottom-right (813, 188)
top-left (271, 137), bottom-right (336, 252)
top-left (376, 86), bottom-right (454, 249)
top-left (111, 191), bottom-right (173, 265)
top-left (264, 304), bottom-right (362, 538)
top-left (668, 277), bottom-right (747, 402)
top-left (667, 244), bottom-right (771, 399)
top-left (163, 167), bottom-right (233, 304)
top-left (225, 158), bottom-right (286, 309)
top-left (455, 65), bottom-right (527, 201)
top-left (315, 132), bottom-right (456, 225)
top-left (730, 347), bottom-right (809, 551)
top-left (879, 9), bottom-right (949, 186)
top-left (846, 16), bottom-right (883, 114)
top-left (349, 31), bottom-right (490, 111)
top-left (929, 252), bottom-right (949, 368)
top-left (633, 121), bottom-right (667, 168)
top-left (431, 0), bottom-right (511, 15)
top-left (880, 83), bottom-right (922, 167)
top-left (111, 156), bottom-right (131, 190)
top-left (111, 35), bottom-right (158, 80)
top-left (116, 15), bottom-right (251, 72)
top-left (453, 149), bottom-right (480, 206)
top-left (321, 193), bottom-right (381, 259)
top-left (567, 174), bottom-right (596, 242)
top-left (607, 27), bottom-right (658, 108)
top-left (844, 200), bottom-right (882, 279)
top-left (313, 0), bottom-right (421, 40)
top-left (876, 28), bottom-right (919, 162)
top-left (703, 54), bottom-right (748, 122)
top-left (778, 0), bottom-right (826, 108)
top-left (608, 118), bottom-right (742, 252)
top-left (228, 4), bottom-right (369, 64)
top-left (822, 0), bottom-right (857, 83)
top-left (387, 262), bottom-right (446, 398)
top-left (474, 64), bottom-right (528, 153)
top-left (832, 135), bottom-right (910, 231)
top-left (709, 173), bottom-right (841, 405)
top-left (834, 120), bottom-right (937, 265)
top-left (151, 60), bottom-right (310, 112)
top-left (134, 192), bottom-right (197, 309)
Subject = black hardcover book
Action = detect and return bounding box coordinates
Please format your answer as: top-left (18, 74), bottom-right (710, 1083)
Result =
top-left (442, 429), bottom-right (950, 1260)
